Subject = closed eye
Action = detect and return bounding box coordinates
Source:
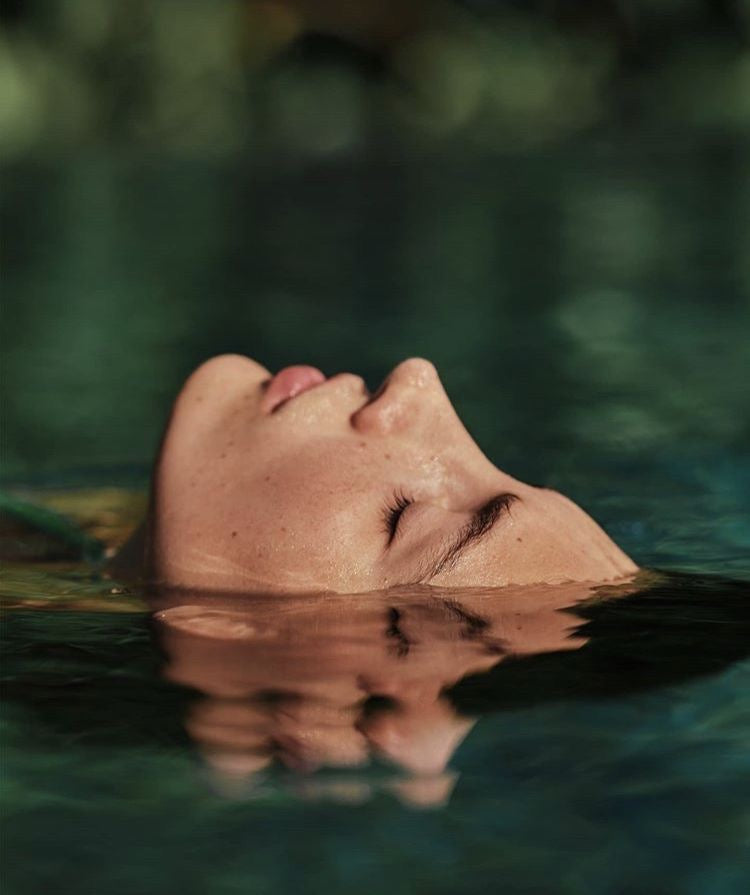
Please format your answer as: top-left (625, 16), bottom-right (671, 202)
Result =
top-left (382, 491), bottom-right (413, 546)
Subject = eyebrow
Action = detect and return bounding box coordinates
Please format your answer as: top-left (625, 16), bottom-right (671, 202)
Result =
top-left (418, 492), bottom-right (519, 583)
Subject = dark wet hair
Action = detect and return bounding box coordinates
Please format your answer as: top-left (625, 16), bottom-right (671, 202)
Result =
top-left (448, 571), bottom-right (750, 715)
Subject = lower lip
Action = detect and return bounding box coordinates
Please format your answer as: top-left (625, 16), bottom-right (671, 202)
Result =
top-left (262, 365), bottom-right (327, 412)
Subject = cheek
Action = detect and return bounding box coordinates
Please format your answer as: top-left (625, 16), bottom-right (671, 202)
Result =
top-left (151, 435), bottom-right (394, 588)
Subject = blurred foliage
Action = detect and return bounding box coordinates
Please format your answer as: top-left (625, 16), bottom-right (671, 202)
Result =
top-left (0, 0), bottom-right (749, 159)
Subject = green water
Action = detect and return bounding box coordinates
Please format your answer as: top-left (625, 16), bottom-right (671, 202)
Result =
top-left (2, 137), bottom-right (750, 893)
top-left (2, 569), bottom-right (749, 895)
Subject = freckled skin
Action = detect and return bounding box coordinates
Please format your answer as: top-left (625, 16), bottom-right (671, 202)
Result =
top-left (141, 355), bottom-right (637, 593)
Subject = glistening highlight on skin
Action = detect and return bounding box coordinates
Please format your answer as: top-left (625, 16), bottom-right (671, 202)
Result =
top-left (116, 355), bottom-right (638, 594)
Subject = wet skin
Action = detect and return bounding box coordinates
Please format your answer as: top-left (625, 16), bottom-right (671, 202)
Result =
top-left (144, 355), bottom-right (637, 593)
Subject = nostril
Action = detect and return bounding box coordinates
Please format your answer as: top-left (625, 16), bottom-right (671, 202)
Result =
top-left (351, 359), bottom-right (441, 433)
top-left (362, 376), bottom-right (389, 409)
top-left (359, 358), bottom-right (437, 408)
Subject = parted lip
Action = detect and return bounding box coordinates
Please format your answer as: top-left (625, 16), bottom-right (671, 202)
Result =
top-left (262, 366), bottom-right (382, 415)
top-left (261, 365), bottom-right (327, 413)
top-left (258, 359), bottom-right (430, 417)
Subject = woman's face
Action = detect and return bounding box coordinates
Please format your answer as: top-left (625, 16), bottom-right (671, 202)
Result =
top-left (149, 355), bottom-right (636, 592)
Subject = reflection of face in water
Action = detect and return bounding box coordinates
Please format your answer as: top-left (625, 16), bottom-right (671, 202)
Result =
top-left (143, 355), bottom-right (637, 593)
top-left (153, 582), bottom-right (596, 807)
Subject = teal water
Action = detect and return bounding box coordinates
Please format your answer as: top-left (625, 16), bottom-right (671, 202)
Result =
top-left (2, 137), bottom-right (750, 893)
top-left (2, 570), bottom-right (749, 895)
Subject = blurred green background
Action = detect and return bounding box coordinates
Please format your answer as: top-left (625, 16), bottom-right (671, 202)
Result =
top-left (1, 0), bottom-right (749, 490)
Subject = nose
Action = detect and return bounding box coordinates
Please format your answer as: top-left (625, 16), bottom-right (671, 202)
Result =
top-left (351, 358), bottom-right (447, 435)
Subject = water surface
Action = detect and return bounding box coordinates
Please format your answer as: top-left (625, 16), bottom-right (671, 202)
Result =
top-left (2, 487), bottom-right (749, 895)
top-left (2, 137), bottom-right (750, 893)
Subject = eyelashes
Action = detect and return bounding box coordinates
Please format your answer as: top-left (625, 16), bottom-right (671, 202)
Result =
top-left (383, 490), bottom-right (413, 545)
